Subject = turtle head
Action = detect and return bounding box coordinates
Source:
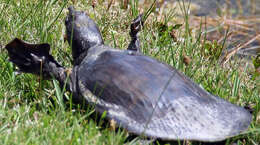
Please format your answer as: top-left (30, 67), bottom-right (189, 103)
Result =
top-left (65, 6), bottom-right (104, 65)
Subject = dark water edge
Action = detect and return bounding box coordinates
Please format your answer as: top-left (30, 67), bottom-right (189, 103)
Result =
top-left (144, 0), bottom-right (260, 58)
top-left (185, 0), bottom-right (260, 17)
top-left (186, 0), bottom-right (260, 57)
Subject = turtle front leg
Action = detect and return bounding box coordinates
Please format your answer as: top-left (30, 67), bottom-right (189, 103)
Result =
top-left (5, 38), bottom-right (74, 93)
top-left (127, 14), bottom-right (144, 52)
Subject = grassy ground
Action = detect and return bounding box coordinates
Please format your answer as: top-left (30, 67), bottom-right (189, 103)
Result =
top-left (0, 0), bottom-right (259, 145)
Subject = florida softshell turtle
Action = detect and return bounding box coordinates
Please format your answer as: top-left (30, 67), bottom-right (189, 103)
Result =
top-left (5, 6), bottom-right (252, 142)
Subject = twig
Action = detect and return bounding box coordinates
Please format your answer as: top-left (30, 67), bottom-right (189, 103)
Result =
top-left (221, 34), bottom-right (260, 65)
top-left (107, 0), bottom-right (114, 11)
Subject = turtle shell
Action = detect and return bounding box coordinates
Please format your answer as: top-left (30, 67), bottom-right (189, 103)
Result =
top-left (75, 46), bottom-right (251, 142)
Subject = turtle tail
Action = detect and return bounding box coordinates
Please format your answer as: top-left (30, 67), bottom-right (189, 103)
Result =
top-left (5, 38), bottom-right (63, 79)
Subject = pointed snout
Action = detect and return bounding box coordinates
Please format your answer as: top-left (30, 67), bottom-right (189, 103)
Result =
top-left (65, 6), bottom-right (75, 25)
top-left (68, 6), bottom-right (75, 14)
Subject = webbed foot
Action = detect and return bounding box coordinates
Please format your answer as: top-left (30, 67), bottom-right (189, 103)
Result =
top-left (5, 38), bottom-right (59, 78)
top-left (127, 14), bottom-right (144, 52)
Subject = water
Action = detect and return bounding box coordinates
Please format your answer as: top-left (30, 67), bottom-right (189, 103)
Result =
top-left (148, 0), bottom-right (260, 57)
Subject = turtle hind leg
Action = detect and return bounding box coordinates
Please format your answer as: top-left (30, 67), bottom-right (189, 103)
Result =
top-left (127, 14), bottom-right (144, 52)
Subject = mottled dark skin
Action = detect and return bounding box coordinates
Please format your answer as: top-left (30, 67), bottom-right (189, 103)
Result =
top-left (65, 6), bottom-right (104, 65)
top-left (127, 14), bottom-right (143, 52)
top-left (5, 6), bottom-right (252, 142)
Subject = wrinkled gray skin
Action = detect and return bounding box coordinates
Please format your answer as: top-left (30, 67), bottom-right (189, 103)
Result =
top-left (5, 6), bottom-right (251, 142)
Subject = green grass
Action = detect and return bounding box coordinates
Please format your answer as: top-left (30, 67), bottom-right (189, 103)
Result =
top-left (0, 0), bottom-right (259, 145)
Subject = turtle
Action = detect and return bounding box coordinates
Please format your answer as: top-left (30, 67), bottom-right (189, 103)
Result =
top-left (5, 6), bottom-right (252, 142)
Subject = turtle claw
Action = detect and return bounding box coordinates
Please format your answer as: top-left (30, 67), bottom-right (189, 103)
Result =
top-left (14, 70), bottom-right (23, 75)
top-left (130, 14), bottom-right (144, 37)
top-left (30, 53), bottom-right (46, 63)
